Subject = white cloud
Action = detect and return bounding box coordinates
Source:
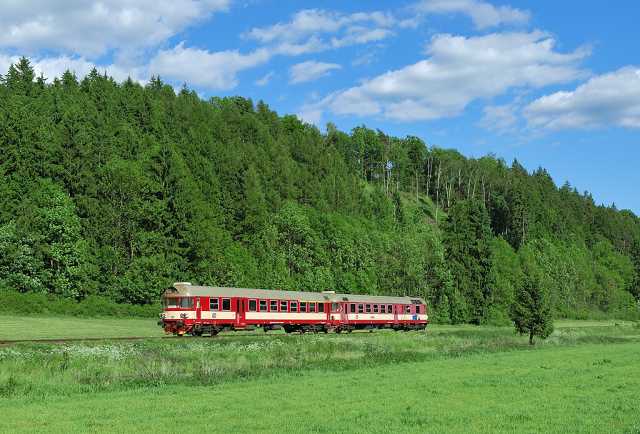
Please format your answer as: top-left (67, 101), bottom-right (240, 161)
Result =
top-left (289, 60), bottom-right (341, 84)
top-left (245, 9), bottom-right (397, 56)
top-left (524, 67), bottom-right (640, 130)
top-left (149, 43), bottom-right (271, 91)
top-left (297, 106), bottom-right (324, 126)
top-left (479, 103), bottom-right (519, 133)
top-left (415, 0), bottom-right (530, 29)
top-left (255, 71), bottom-right (275, 86)
top-left (0, 0), bottom-right (230, 59)
top-left (305, 31), bottom-right (588, 122)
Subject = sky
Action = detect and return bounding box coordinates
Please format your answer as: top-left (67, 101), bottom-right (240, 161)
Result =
top-left (1, 0), bottom-right (639, 213)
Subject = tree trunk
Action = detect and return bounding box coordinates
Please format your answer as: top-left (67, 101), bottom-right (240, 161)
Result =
top-left (435, 163), bottom-right (441, 224)
top-left (529, 331), bottom-right (534, 345)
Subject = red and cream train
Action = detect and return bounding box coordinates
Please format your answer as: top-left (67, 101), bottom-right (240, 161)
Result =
top-left (160, 282), bottom-right (429, 335)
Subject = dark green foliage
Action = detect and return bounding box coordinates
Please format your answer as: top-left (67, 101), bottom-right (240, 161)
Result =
top-left (0, 58), bottom-right (639, 321)
top-left (0, 289), bottom-right (159, 317)
top-left (443, 199), bottom-right (493, 324)
top-left (512, 247), bottom-right (554, 344)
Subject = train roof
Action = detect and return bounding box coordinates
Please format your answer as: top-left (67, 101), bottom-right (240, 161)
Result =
top-left (165, 282), bottom-right (425, 305)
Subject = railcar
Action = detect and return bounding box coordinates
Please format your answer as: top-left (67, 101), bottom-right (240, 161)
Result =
top-left (160, 282), bottom-right (428, 336)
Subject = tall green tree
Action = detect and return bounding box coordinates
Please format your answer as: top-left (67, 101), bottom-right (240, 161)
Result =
top-left (512, 247), bottom-right (554, 345)
top-left (443, 199), bottom-right (494, 324)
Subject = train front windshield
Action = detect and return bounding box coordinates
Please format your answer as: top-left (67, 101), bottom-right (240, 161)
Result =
top-left (163, 297), bottom-right (194, 309)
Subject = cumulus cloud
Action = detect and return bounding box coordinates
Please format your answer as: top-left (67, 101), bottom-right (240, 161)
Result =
top-left (414, 0), bottom-right (530, 29)
top-left (305, 31), bottom-right (589, 122)
top-left (479, 103), bottom-right (520, 133)
top-left (149, 43), bottom-right (270, 90)
top-left (245, 9), bottom-right (397, 55)
top-left (297, 106), bottom-right (324, 126)
top-left (524, 67), bottom-right (640, 130)
top-left (0, 0), bottom-right (230, 59)
top-left (289, 60), bottom-right (341, 84)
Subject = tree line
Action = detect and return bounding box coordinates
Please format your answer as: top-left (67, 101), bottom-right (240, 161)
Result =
top-left (1, 58), bottom-right (638, 323)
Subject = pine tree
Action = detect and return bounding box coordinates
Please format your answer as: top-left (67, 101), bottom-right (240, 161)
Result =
top-left (443, 199), bottom-right (493, 324)
top-left (512, 248), bottom-right (554, 345)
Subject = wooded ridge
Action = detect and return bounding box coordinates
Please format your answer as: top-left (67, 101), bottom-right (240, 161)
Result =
top-left (1, 58), bottom-right (638, 323)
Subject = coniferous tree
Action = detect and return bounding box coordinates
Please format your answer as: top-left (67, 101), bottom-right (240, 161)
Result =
top-left (512, 247), bottom-right (554, 345)
top-left (443, 199), bottom-right (494, 324)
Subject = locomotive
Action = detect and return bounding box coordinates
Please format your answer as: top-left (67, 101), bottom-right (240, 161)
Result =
top-left (160, 282), bottom-right (428, 336)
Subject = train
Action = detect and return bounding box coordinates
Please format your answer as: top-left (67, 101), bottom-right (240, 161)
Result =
top-left (160, 282), bottom-right (429, 336)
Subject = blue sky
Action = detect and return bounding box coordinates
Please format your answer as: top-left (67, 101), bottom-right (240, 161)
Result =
top-left (1, 0), bottom-right (639, 212)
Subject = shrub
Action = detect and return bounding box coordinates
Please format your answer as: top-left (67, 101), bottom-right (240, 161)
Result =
top-left (0, 289), bottom-right (159, 318)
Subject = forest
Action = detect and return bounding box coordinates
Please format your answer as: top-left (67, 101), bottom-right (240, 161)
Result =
top-left (1, 58), bottom-right (639, 323)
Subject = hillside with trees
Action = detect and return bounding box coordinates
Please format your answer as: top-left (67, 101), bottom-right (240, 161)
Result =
top-left (1, 58), bottom-right (639, 323)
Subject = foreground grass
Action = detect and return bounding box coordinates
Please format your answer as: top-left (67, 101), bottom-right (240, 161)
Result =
top-left (1, 323), bottom-right (638, 398)
top-left (0, 315), bottom-right (161, 340)
top-left (1, 318), bottom-right (639, 432)
top-left (2, 342), bottom-right (639, 433)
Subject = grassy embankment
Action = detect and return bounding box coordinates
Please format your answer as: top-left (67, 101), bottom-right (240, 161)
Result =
top-left (0, 320), bottom-right (639, 432)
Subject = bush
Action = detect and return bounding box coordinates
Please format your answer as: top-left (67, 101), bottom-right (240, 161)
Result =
top-left (0, 289), bottom-right (159, 318)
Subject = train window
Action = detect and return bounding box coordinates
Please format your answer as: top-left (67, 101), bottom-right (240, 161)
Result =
top-left (358, 304), bottom-right (364, 313)
top-left (222, 298), bottom-right (231, 311)
top-left (331, 303), bottom-right (340, 312)
top-left (270, 300), bottom-right (278, 312)
top-left (309, 303), bottom-right (316, 313)
top-left (179, 298), bottom-right (194, 309)
top-left (350, 304), bottom-right (356, 313)
top-left (373, 305), bottom-right (379, 313)
top-left (280, 300), bottom-right (288, 312)
top-left (405, 305), bottom-right (411, 314)
top-left (415, 305), bottom-right (421, 314)
top-left (165, 298), bottom-right (179, 308)
top-left (300, 302), bottom-right (307, 312)
top-left (259, 300), bottom-right (267, 311)
top-left (318, 303), bottom-right (324, 312)
top-left (249, 299), bottom-right (257, 311)
top-left (290, 301), bottom-right (298, 312)
top-left (380, 305), bottom-right (386, 314)
top-left (365, 304), bottom-right (371, 313)
top-left (387, 305), bottom-right (393, 313)
top-left (210, 298), bottom-right (219, 311)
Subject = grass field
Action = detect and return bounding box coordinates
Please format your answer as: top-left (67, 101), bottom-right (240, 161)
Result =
top-left (0, 319), bottom-right (639, 433)
top-left (0, 315), bottom-right (162, 340)
top-left (1, 342), bottom-right (639, 433)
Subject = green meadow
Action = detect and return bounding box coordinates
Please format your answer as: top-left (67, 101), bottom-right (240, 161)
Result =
top-left (1, 319), bottom-right (639, 433)
top-left (0, 315), bottom-right (161, 341)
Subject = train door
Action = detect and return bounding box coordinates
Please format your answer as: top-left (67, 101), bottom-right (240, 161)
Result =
top-left (195, 297), bottom-right (202, 321)
top-left (330, 302), bottom-right (341, 326)
top-left (393, 304), bottom-right (399, 325)
top-left (236, 298), bottom-right (245, 328)
top-left (341, 303), bottom-right (349, 326)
